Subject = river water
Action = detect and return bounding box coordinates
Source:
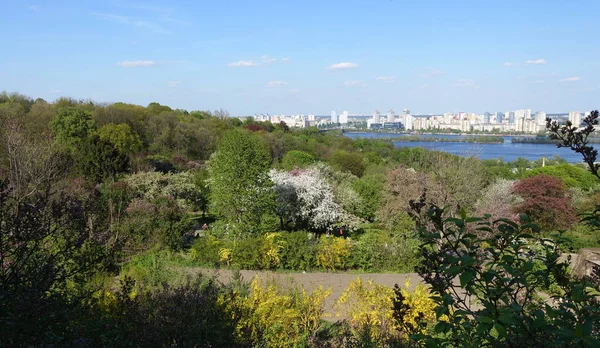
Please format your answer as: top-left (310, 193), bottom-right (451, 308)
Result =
top-left (344, 132), bottom-right (583, 163)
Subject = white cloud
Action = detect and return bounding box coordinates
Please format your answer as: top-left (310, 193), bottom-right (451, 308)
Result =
top-left (267, 80), bottom-right (288, 87)
top-left (420, 84), bottom-right (429, 88)
top-left (559, 76), bottom-right (580, 82)
top-left (281, 57), bottom-right (290, 62)
top-left (228, 60), bottom-right (258, 67)
top-left (345, 80), bottom-right (366, 87)
top-left (117, 60), bottom-right (157, 67)
top-left (28, 5), bottom-right (40, 11)
top-left (525, 58), bottom-right (547, 65)
top-left (453, 79), bottom-right (479, 88)
top-left (581, 88), bottom-right (596, 92)
top-left (327, 62), bottom-right (359, 70)
top-left (529, 80), bottom-right (545, 83)
top-left (261, 55), bottom-right (277, 63)
top-left (48, 89), bottom-right (61, 94)
top-left (376, 76), bottom-right (396, 82)
top-left (289, 88), bottom-right (300, 93)
top-left (420, 66), bottom-right (445, 78)
top-left (504, 62), bottom-right (519, 67)
top-left (167, 81), bottom-right (181, 87)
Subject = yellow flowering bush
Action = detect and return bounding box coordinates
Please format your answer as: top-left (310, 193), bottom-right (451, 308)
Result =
top-left (316, 235), bottom-right (352, 270)
top-left (336, 277), bottom-right (397, 344)
top-left (393, 280), bottom-right (437, 338)
top-left (232, 276), bottom-right (332, 347)
top-left (260, 232), bottom-right (286, 269)
top-left (336, 278), bottom-right (438, 344)
top-left (218, 247), bottom-right (233, 266)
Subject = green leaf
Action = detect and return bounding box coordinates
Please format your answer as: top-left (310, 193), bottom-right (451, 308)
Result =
top-left (477, 316), bottom-right (494, 324)
top-left (494, 323), bottom-right (507, 339)
top-left (434, 321), bottom-right (449, 333)
top-left (460, 272), bottom-right (475, 287)
top-left (498, 312), bottom-right (517, 326)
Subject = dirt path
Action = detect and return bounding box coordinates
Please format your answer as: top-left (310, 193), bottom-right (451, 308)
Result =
top-left (184, 268), bottom-right (424, 318)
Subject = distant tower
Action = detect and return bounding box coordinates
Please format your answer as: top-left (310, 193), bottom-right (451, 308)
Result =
top-left (330, 111), bottom-right (338, 123)
top-left (387, 109), bottom-right (395, 122)
top-left (508, 111), bottom-right (515, 124)
top-left (535, 111), bottom-right (546, 126)
top-left (340, 111), bottom-right (349, 124)
top-left (483, 112), bottom-right (491, 123)
top-left (372, 110), bottom-right (381, 123)
top-left (569, 111), bottom-right (581, 126)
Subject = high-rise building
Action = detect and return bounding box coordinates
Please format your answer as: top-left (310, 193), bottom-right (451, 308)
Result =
top-left (507, 111), bottom-right (515, 124)
top-left (387, 109), bottom-right (395, 122)
top-left (372, 110), bottom-right (380, 123)
top-left (515, 110), bottom-right (527, 132)
top-left (495, 112), bottom-right (504, 124)
top-left (404, 114), bottom-right (413, 130)
top-left (535, 111), bottom-right (546, 126)
top-left (569, 111), bottom-right (581, 127)
top-left (483, 112), bottom-right (491, 123)
top-left (330, 111), bottom-right (338, 123)
top-left (339, 110), bottom-right (349, 124)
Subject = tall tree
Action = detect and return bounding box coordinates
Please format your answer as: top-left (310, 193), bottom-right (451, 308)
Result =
top-left (208, 129), bottom-right (274, 228)
top-left (50, 107), bottom-right (96, 148)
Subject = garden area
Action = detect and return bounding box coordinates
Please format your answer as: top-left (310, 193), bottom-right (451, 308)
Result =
top-left (1, 92), bottom-right (600, 346)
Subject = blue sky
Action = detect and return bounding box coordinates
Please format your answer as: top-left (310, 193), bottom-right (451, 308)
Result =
top-left (1, 0), bottom-right (599, 115)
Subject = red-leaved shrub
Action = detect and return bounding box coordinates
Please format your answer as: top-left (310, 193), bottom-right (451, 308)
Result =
top-left (512, 174), bottom-right (577, 230)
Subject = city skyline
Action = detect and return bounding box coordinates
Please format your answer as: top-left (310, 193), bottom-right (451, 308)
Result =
top-left (1, 1), bottom-right (599, 115)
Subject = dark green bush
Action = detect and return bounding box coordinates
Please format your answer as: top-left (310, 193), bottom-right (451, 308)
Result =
top-left (279, 231), bottom-right (318, 271)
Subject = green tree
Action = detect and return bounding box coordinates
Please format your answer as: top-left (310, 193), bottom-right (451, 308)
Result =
top-left (77, 134), bottom-right (130, 182)
top-left (96, 123), bottom-right (143, 154)
top-left (50, 107), bottom-right (96, 148)
top-left (209, 129), bottom-right (275, 228)
top-left (281, 150), bottom-right (315, 170)
top-left (524, 164), bottom-right (598, 190)
top-left (329, 150), bottom-right (366, 177)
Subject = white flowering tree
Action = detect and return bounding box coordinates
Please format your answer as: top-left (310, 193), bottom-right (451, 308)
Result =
top-left (270, 167), bottom-right (359, 231)
top-left (475, 179), bottom-right (523, 221)
top-left (123, 171), bottom-right (201, 211)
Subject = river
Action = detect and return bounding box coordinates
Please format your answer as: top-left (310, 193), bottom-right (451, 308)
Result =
top-left (344, 132), bottom-right (584, 163)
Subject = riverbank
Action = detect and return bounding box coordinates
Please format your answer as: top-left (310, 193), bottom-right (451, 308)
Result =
top-left (392, 135), bottom-right (504, 143)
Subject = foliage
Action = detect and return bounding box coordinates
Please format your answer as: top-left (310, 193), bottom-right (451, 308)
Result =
top-left (352, 174), bottom-right (384, 221)
top-left (123, 171), bottom-right (201, 211)
top-left (209, 129), bottom-right (275, 227)
top-left (235, 277), bottom-right (331, 347)
top-left (190, 233), bottom-right (224, 266)
top-left (512, 174), bottom-right (577, 230)
top-left (351, 227), bottom-right (420, 273)
top-left (50, 106), bottom-right (96, 148)
top-left (329, 149), bottom-right (366, 177)
top-left (281, 149), bottom-right (315, 170)
top-left (96, 123), bottom-right (143, 154)
top-left (525, 164), bottom-right (599, 190)
top-left (316, 236), bottom-right (352, 270)
top-left (414, 207), bottom-right (600, 347)
top-left (392, 280), bottom-right (437, 339)
top-left (335, 278), bottom-right (398, 344)
top-left (76, 134), bottom-right (130, 182)
top-left (0, 180), bottom-right (106, 346)
top-left (278, 231), bottom-right (318, 271)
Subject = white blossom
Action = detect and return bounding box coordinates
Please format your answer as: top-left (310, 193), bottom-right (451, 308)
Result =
top-left (270, 167), bottom-right (348, 230)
